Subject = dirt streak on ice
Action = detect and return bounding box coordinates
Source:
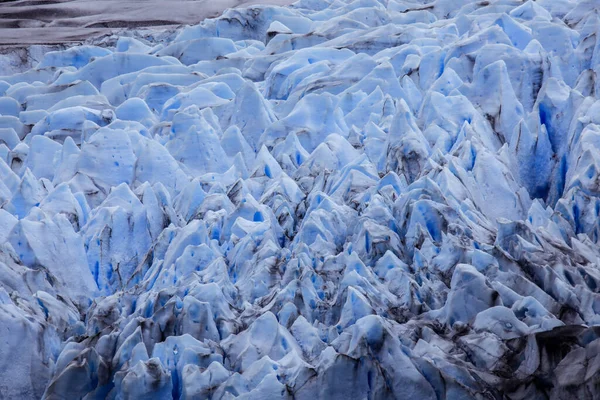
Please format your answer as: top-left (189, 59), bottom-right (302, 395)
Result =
top-left (0, 0), bottom-right (295, 45)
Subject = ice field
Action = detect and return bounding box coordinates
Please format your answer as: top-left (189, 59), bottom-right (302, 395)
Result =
top-left (1, 0), bottom-right (600, 398)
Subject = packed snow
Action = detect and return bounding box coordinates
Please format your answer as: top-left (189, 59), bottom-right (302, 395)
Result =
top-left (1, 0), bottom-right (600, 398)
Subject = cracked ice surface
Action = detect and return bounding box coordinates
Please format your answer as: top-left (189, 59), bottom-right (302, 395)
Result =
top-left (1, 0), bottom-right (600, 398)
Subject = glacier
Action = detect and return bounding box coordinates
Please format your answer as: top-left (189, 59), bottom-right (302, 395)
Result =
top-left (1, 0), bottom-right (600, 398)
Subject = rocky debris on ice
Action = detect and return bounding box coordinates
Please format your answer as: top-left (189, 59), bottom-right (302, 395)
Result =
top-left (1, 0), bottom-right (600, 398)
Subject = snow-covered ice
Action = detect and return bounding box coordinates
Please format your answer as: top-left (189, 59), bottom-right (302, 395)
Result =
top-left (1, 0), bottom-right (600, 398)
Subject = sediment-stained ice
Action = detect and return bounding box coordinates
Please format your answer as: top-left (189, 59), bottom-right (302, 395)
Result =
top-left (1, 0), bottom-right (600, 398)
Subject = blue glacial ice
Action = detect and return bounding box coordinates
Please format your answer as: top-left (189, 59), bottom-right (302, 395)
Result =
top-left (1, 0), bottom-right (600, 398)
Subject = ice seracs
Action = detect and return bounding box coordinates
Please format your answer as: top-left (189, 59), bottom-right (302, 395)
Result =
top-left (1, 0), bottom-right (600, 398)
